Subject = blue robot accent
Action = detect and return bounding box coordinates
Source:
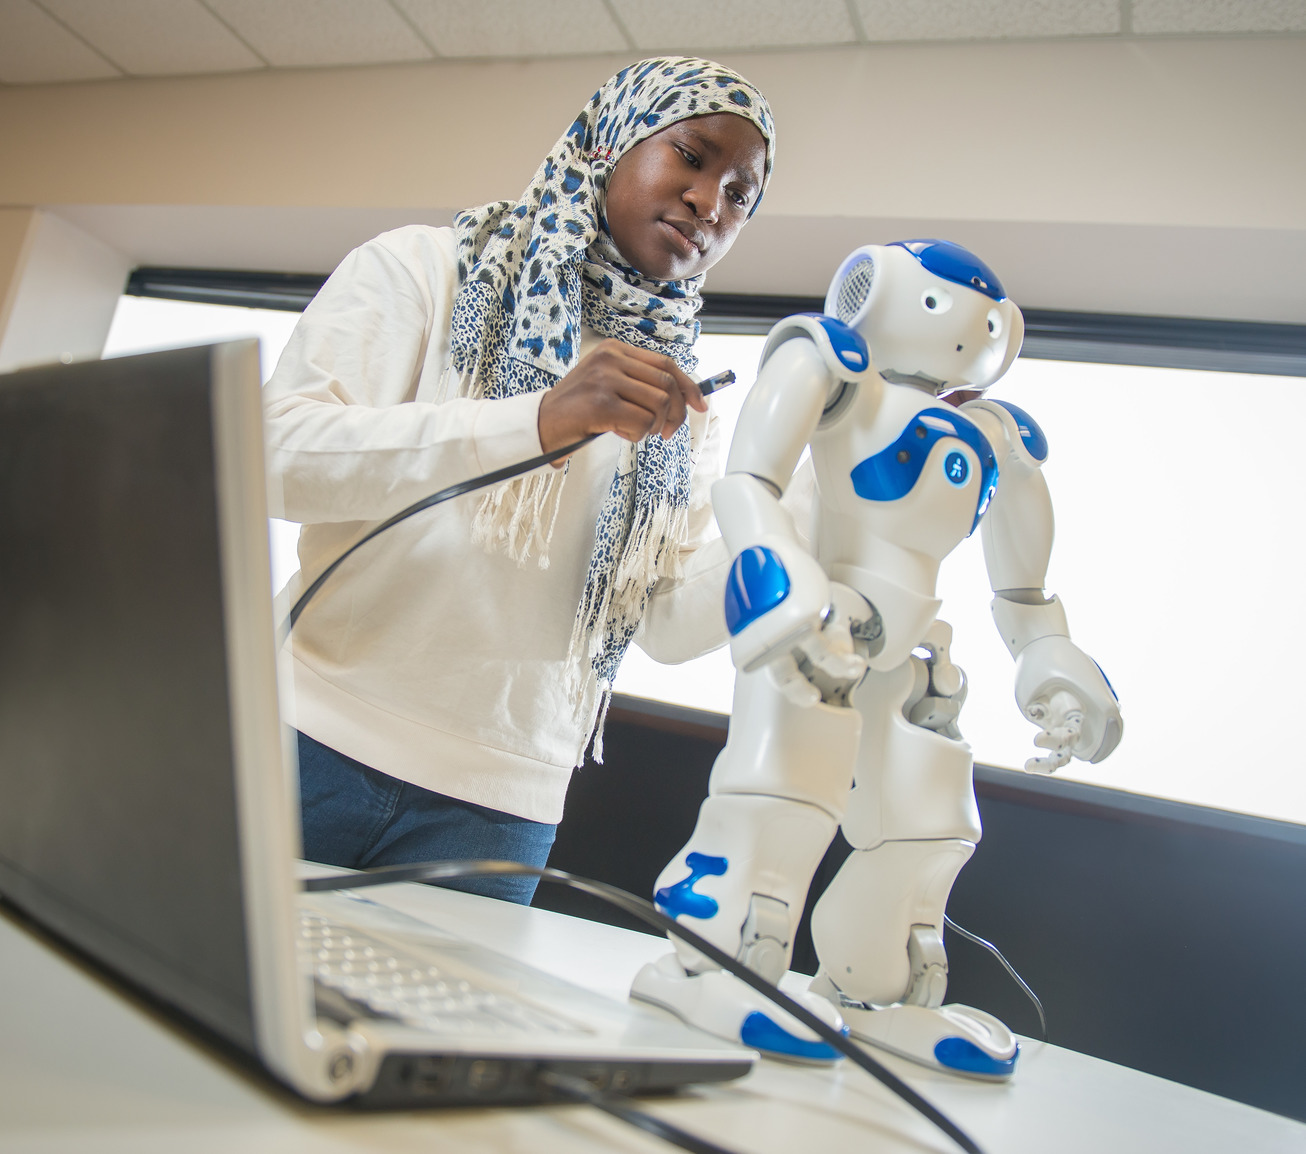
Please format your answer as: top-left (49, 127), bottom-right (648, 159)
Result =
top-left (990, 400), bottom-right (1048, 462)
top-left (849, 408), bottom-right (999, 533)
top-left (795, 313), bottom-right (870, 373)
top-left (654, 852), bottom-right (728, 920)
top-left (889, 239), bottom-right (1007, 302)
top-left (1094, 659), bottom-right (1119, 703)
top-left (725, 546), bottom-right (792, 636)
top-left (740, 1011), bottom-right (845, 1062)
top-left (934, 1036), bottom-right (1019, 1078)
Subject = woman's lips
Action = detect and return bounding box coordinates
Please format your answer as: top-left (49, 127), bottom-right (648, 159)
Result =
top-left (660, 219), bottom-right (703, 256)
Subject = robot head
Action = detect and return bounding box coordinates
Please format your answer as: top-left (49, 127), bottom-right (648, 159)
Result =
top-left (824, 240), bottom-right (1024, 396)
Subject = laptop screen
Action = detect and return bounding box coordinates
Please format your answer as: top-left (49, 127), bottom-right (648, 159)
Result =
top-left (0, 346), bottom-right (256, 1050)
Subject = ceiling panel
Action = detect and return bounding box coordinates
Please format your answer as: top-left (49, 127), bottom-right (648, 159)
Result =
top-left (205, 0), bottom-right (434, 68)
top-left (1133, 0), bottom-right (1306, 34)
top-left (0, 0), bottom-right (119, 83)
top-left (853, 0), bottom-right (1120, 42)
top-left (394, 0), bottom-right (629, 58)
top-left (39, 0), bottom-right (264, 76)
top-left (611, 0), bottom-right (857, 52)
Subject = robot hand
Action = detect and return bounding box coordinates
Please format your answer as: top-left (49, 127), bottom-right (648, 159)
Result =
top-left (1024, 688), bottom-right (1086, 773)
top-left (765, 584), bottom-right (870, 707)
top-left (1014, 635), bottom-right (1122, 773)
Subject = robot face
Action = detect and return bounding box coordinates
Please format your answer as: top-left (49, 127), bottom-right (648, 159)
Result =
top-left (826, 241), bottom-right (1024, 395)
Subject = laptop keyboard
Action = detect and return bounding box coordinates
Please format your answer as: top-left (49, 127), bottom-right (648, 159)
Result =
top-left (300, 909), bottom-right (585, 1036)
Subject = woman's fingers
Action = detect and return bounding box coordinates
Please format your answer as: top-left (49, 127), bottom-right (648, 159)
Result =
top-left (538, 340), bottom-right (705, 455)
top-left (621, 345), bottom-right (707, 418)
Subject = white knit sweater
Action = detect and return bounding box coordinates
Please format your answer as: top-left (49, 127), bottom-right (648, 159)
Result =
top-left (264, 226), bottom-right (730, 824)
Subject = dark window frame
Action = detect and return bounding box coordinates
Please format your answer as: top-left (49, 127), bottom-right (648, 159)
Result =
top-left (125, 267), bottom-right (1306, 377)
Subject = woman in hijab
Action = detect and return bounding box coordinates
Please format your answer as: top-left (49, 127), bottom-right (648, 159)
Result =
top-left (265, 58), bottom-right (775, 903)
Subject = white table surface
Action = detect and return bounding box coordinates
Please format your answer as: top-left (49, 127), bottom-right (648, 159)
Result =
top-left (2, 877), bottom-right (1303, 1154)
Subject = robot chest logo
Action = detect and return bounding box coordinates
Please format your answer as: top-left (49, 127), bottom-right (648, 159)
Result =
top-left (849, 407), bottom-right (997, 533)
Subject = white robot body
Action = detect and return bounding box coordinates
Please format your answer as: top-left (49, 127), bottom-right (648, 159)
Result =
top-left (631, 240), bottom-right (1121, 1078)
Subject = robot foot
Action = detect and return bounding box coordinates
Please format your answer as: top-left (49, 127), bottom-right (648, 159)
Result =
top-left (631, 953), bottom-right (848, 1064)
top-left (809, 971), bottom-right (1018, 1080)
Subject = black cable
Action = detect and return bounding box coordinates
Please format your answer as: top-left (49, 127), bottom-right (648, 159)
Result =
top-left (281, 433), bottom-right (597, 639)
top-left (541, 1070), bottom-right (742, 1154)
top-left (944, 914), bottom-right (1047, 1042)
top-left (280, 369), bottom-right (737, 641)
top-left (303, 860), bottom-right (986, 1154)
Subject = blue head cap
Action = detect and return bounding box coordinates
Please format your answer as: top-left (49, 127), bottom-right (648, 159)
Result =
top-left (888, 239), bottom-right (1007, 302)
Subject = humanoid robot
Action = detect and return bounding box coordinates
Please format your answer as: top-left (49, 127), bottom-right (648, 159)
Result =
top-left (631, 240), bottom-right (1122, 1078)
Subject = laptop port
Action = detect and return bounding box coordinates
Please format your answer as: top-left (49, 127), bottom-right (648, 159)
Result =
top-left (466, 1059), bottom-right (507, 1093)
top-left (411, 1056), bottom-right (454, 1096)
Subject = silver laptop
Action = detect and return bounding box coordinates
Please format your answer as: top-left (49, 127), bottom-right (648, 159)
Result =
top-left (0, 340), bottom-right (754, 1105)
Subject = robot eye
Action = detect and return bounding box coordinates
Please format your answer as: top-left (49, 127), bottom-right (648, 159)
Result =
top-left (921, 287), bottom-right (953, 314)
top-left (987, 308), bottom-right (1004, 339)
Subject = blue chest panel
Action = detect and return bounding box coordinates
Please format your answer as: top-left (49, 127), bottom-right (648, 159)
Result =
top-left (849, 407), bottom-right (999, 535)
top-left (990, 400), bottom-right (1048, 462)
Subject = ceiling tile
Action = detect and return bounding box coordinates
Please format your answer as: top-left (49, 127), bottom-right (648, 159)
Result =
top-left (1133, 0), bottom-right (1306, 34)
top-left (394, 0), bottom-right (628, 57)
top-left (853, 0), bottom-right (1120, 42)
top-left (205, 0), bottom-right (434, 68)
top-left (0, 0), bottom-right (120, 83)
top-left (611, 0), bottom-right (856, 52)
top-left (39, 0), bottom-right (263, 76)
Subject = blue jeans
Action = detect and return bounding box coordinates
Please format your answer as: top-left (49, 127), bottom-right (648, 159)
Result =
top-left (295, 731), bottom-right (556, 905)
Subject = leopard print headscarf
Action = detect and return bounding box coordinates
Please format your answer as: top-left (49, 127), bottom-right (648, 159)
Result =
top-left (449, 57), bottom-right (774, 753)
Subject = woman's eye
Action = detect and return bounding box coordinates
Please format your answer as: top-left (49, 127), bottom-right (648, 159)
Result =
top-left (677, 145), bottom-right (700, 168)
top-left (728, 188), bottom-right (749, 208)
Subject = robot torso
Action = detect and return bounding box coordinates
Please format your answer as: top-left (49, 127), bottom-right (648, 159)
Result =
top-left (794, 320), bottom-right (999, 600)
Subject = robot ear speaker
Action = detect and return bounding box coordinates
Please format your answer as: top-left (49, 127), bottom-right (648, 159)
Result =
top-left (997, 303), bottom-right (1025, 379)
top-left (831, 255), bottom-right (876, 326)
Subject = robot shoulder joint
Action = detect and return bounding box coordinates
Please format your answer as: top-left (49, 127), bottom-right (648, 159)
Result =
top-left (962, 398), bottom-right (1048, 469)
top-left (760, 314), bottom-right (875, 408)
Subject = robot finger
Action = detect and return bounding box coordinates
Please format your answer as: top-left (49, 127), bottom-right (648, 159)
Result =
top-left (1024, 744), bottom-right (1073, 774)
top-left (766, 653), bottom-right (822, 708)
top-left (813, 649), bottom-right (868, 682)
top-left (1033, 719), bottom-right (1080, 752)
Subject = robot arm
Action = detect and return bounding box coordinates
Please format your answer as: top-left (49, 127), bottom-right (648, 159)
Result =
top-left (962, 399), bottom-right (1123, 772)
top-left (713, 335), bottom-right (865, 699)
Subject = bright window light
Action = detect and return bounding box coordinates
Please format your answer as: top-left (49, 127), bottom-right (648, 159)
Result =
top-left (102, 297), bottom-right (1306, 826)
top-left (620, 337), bottom-right (1306, 828)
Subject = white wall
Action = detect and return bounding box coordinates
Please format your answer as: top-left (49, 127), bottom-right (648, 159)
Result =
top-left (1, 36), bottom-right (1302, 325)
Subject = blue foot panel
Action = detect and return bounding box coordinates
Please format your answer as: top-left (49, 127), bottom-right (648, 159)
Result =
top-left (739, 1011), bottom-right (844, 1063)
top-left (934, 1036), bottom-right (1019, 1077)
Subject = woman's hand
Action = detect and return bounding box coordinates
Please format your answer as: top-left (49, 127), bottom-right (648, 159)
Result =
top-left (538, 340), bottom-right (706, 463)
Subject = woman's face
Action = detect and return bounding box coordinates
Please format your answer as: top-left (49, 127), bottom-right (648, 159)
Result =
top-left (604, 112), bottom-right (768, 282)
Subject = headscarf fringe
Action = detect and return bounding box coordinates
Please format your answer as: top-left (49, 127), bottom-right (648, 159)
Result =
top-left (471, 467), bottom-right (569, 568)
top-left (588, 683), bottom-right (614, 765)
top-left (566, 499), bottom-right (690, 749)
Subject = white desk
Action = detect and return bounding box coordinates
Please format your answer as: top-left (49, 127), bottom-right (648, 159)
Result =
top-left (2, 881), bottom-right (1302, 1154)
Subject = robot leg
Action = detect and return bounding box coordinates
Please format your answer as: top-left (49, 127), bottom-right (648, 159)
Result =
top-left (807, 629), bottom-right (1020, 1079)
top-left (631, 664), bottom-right (858, 1062)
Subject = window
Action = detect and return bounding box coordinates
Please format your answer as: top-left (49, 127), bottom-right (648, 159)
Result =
top-left (102, 294), bottom-right (304, 593)
top-left (103, 293), bottom-right (1306, 826)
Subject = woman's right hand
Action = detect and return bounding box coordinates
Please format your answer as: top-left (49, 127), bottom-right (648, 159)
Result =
top-left (538, 340), bottom-right (706, 463)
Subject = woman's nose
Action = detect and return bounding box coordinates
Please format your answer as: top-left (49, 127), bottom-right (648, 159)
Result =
top-left (684, 183), bottom-right (720, 224)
